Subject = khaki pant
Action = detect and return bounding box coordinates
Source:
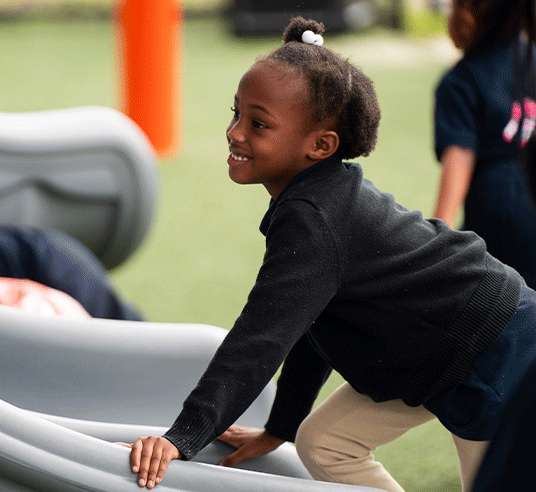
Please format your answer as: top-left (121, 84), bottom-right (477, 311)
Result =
top-left (295, 383), bottom-right (489, 492)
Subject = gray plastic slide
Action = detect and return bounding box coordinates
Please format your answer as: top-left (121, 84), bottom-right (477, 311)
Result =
top-left (0, 106), bottom-right (159, 269)
top-left (0, 306), bottom-right (386, 491)
top-left (0, 305), bottom-right (274, 427)
top-left (0, 399), bottom-right (384, 492)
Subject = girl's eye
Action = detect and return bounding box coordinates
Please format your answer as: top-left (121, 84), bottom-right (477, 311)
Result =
top-left (231, 106), bottom-right (266, 129)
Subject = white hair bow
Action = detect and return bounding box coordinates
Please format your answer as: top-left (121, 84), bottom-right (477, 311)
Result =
top-left (301, 30), bottom-right (324, 46)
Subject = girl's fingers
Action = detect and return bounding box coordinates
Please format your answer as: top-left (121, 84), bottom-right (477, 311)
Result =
top-left (154, 448), bottom-right (175, 485)
top-left (136, 438), bottom-right (156, 486)
top-left (218, 425), bottom-right (263, 448)
top-left (219, 449), bottom-right (242, 467)
top-left (218, 428), bottom-right (285, 467)
top-left (219, 443), bottom-right (260, 467)
top-left (130, 438), bottom-right (144, 473)
top-left (130, 436), bottom-right (181, 488)
top-left (144, 442), bottom-right (163, 489)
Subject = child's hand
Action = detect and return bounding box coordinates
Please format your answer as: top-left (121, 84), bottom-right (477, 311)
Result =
top-left (217, 425), bottom-right (284, 467)
top-left (127, 436), bottom-right (181, 488)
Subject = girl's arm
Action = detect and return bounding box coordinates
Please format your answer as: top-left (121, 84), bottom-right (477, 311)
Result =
top-left (218, 333), bottom-right (333, 467)
top-left (433, 145), bottom-right (476, 228)
top-left (130, 200), bottom-right (342, 486)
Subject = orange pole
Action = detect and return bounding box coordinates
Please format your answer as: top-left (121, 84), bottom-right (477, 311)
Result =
top-left (116, 0), bottom-right (182, 158)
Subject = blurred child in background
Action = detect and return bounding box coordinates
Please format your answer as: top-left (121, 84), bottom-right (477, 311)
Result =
top-left (433, 0), bottom-right (536, 288)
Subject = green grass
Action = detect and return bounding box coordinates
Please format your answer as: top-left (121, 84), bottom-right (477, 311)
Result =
top-left (402, 6), bottom-right (448, 36)
top-left (0, 16), bottom-right (460, 491)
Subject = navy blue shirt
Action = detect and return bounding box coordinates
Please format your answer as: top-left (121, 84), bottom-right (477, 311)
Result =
top-left (435, 36), bottom-right (522, 166)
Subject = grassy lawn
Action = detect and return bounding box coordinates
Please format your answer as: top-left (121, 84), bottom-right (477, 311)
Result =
top-left (0, 15), bottom-right (462, 491)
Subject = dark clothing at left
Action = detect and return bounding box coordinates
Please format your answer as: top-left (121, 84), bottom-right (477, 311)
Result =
top-left (0, 226), bottom-right (142, 321)
top-left (434, 36), bottom-right (536, 288)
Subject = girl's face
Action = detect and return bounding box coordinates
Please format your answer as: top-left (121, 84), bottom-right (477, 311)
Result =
top-left (226, 61), bottom-right (319, 198)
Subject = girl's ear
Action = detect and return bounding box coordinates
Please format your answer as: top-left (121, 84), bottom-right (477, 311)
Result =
top-left (451, 2), bottom-right (477, 50)
top-left (459, 6), bottom-right (477, 44)
top-left (308, 130), bottom-right (339, 161)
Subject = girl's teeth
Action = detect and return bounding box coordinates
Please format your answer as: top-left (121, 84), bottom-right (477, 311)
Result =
top-left (232, 153), bottom-right (249, 161)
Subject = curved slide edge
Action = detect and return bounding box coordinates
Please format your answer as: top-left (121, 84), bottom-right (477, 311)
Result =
top-left (0, 398), bottom-right (386, 492)
top-left (28, 410), bottom-right (312, 479)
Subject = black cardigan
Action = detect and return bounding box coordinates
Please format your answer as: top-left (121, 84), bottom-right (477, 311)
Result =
top-left (164, 156), bottom-right (521, 459)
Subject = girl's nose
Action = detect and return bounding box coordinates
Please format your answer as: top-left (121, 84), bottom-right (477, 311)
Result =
top-left (227, 119), bottom-right (245, 142)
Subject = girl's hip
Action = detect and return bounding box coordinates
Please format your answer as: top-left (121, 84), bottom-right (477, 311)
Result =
top-left (424, 281), bottom-right (536, 441)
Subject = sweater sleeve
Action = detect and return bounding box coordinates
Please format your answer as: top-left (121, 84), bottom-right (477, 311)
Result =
top-left (163, 200), bottom-right (342, 459)
top-left (264, 332), bottom-right (332, 442)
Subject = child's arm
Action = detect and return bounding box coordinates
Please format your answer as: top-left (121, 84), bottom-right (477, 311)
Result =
top-left (217, 331), bottom-right (332, 467)
top-left (130, 200), bottom-right (342, 486)
top-left (433, 145), bottom-right (476, 228)
top-left (433, 64), bottom-right (479, 228)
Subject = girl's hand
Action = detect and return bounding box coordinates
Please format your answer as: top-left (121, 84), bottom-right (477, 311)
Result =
top-left (217, 425), bottom-right (284, 467)
top-left (127, 436), bottom-right (181, 488)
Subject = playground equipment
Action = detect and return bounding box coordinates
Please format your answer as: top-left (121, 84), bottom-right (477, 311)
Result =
top-left (0, 106), bottom-right (158, 269)
top-left (0, 307), bottom-right (387, 492)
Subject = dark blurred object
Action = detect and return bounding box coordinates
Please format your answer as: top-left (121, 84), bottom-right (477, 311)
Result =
top-left (230, 0), bottom-right (376, 36)
top-left (523, 130), bottom-right (536, 206)
top-left (471, 357), bottom-right (536, 492)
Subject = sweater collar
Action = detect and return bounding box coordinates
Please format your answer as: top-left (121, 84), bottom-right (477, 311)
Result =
top-left (259, 154), bottom-right (339, 236)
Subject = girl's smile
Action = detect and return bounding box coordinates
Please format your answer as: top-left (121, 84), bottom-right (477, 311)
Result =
top-left (226, 61), bottom-right (320, 198)
top-left (228, 152), bottom-right (250, 162)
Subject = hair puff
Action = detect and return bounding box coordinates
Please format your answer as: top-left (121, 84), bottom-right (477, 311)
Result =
top-left (282, 16), bottom-right (325, 44)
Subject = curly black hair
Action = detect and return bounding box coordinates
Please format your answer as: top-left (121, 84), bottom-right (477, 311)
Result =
top-left (257, 16), bottom-right (381, 159)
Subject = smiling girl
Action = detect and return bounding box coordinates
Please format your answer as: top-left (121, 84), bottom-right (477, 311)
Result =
top-left (128, 17), bottom-right (536, 492)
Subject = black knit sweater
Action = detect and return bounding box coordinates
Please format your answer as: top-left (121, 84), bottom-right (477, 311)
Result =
top-left (164, 156), bottom-right (521, 459)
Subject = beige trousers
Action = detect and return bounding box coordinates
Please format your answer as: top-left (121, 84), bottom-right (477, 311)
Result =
top-left (295, 383), bottom-right (489, 492)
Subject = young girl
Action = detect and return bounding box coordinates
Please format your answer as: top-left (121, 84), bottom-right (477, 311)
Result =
top-left (129, 17), bottom-right (536, 492)
top-left (433, 0), bottom-right (536, 288)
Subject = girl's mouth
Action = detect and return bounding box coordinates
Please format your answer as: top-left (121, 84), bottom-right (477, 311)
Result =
top-left (228, 152), bottom-right (251, 164)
